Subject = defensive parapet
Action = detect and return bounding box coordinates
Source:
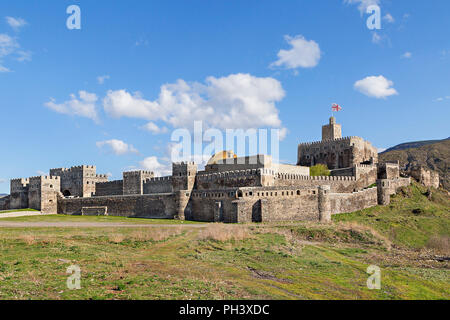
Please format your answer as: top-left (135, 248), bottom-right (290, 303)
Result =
top-left (95, 180), bottom-right (124, 196)
top-left (143, 176), bottom-right (173, 194)
top-left (196, 169), bottom-right (263, 190)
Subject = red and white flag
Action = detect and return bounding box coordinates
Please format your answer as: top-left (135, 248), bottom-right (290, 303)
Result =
top-left (332, 103), bottom-right (342, 112)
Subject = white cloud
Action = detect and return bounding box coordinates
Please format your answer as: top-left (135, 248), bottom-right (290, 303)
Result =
top-left (96, 139), bottom-right (138, 155)
top-left (354, 75), bottom-right (398, 99)
top-left (142, 122), bottom-right (168, 134)
top-left (0, 33), bottom-right (18, 58)
top-left (0, 178), bottom-right (6, 184)
top-left (270, 35), bottom-right (321, 70)
top-left (0, 32), bottom-right (31, 71)
top-left (16, 50), bottom-right (32, 62)
top-left (433, 96), bottom-right (450, 102)
top-left (402, 52), bottom-right (412, 59)
top-left (377, 148), bottom-right (386, 153)
top-left (344, 0), bottom-right (380, 15)
top-left (103, 73), bottom-right (286, 132)
top-left (139, 156), bottom-right (171, 176)
top-left (44, 91), bottom-right (99, 122)
top-left (97, 75), bottom-right (110, 84)
top-left (383, 13), bottom-right (395, 23)
top-left (6, 17), bottom-right (27, 31)
top-left (0, 65), bottom-right (10, 73)
top-left (372, 32), bottom-right (382, 44)
top-left (37, 170), bottom-right (46, 175)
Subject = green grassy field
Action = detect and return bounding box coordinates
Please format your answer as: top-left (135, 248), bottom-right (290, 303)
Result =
top-left (0, 182), bottom-right (448, 300)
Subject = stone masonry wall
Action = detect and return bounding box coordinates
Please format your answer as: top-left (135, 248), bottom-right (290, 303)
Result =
top-left (95, 180), bottom-right (123, 196)
top-left (143, 176), bottom-right (173, 194)
top-left (409, 166), bottom-right (440, 189)
top-left (123, 171), bottom-right (154, 195)
top-left (58, 193), bottom-right (176, 218)
top-left (10, 178), bottom-right (29, 209)
top-left (329, 188), bottom-right (378, 214)
top-left (0, 195), bottom-right (10, 210)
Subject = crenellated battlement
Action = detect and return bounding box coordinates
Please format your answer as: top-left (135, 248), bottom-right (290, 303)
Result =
top-left (275, 174), bottom-right (356, 181)
top-left (173, 161), bottom-right (196, 166)
top-left (146, 176), bottom-right (172, 182)
top-left (196, 169), bottom-right (261, 181)
top-left (298, 136), bottom-right (355, 147)
top-left (123, 170), bottom-right (154, 176)
top-left (11, 178), bottom-right (30, 184)
top-left (29, 175), bottom-right (60, 181)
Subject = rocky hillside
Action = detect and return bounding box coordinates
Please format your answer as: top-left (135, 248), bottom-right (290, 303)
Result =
top-left (383, 137), bottom-right (449, 153)
top-left (379, 139), bottom-right (450, 190)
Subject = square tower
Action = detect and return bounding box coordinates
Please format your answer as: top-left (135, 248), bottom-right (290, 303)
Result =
top-left (123, 171), bottom-right (154, 195)
top-left (28, 176), bottom-right (60, 213)
top-left (322, 117), bottom-right (342, 141)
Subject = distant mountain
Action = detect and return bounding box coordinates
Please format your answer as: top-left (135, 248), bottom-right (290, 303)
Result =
top-left (0, 194), bottom-right (8, 197)
top-left (379, 139), bottom-right (450, 190)
top-left (382, 137), bottom-right (450, 153)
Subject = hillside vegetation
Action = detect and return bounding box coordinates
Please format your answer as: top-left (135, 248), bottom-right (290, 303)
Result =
top-left (380, 139), bottom-right (450, 190)
top-left (383, 138), bottom-right (449, 153)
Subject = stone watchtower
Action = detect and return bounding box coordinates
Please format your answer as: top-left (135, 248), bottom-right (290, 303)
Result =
top-left (322, 116), bottom-right (342, 141)
top-left (172, 162), bottom-right (197, 220)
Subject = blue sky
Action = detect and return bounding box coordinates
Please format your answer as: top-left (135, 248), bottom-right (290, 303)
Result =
top-left (0, 0), bottom-right (449, 193)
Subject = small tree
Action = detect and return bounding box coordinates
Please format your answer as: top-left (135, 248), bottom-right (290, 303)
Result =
top-left (310, 164), bottom-right (330, 177)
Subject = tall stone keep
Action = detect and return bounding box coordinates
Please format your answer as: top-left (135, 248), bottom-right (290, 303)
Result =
top-left (322, 116), bottom-right (342, 141)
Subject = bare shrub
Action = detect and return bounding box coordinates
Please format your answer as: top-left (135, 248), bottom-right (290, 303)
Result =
top-left (19, 234), bottom-right (36, 245)
top-left (426, 235), bottom-right (450, 254)
top-left (129, 227), bottom-right (183, 242)
top-left (109, 233), bottom-right (125, 243)
top-left (198, 223), bottom-right (250, 242)
top-left (337, 222), bottom-right (392, 250)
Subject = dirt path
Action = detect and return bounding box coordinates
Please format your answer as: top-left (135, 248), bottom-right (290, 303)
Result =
top-left (0, 211), bottom-right (43, 219)
top-left (0, 221), bottom-right (208, 228)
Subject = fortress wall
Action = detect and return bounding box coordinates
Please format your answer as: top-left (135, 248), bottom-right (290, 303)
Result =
top-left (329, 188), bottom-right (378, 215)
top-left (58, 193), bottom-right (176, 218)
top-left (275, 164), bottom-right (310, 176)
top-left (143, 176), bottom-right (172, 194)
top-left (354, 164), bottom-right (378, 189)
top-left (378, 162), bottom-right (400, 180)
top-left (409, 167), bottom-right (439, 189)
top-left (10, 178), bottom-right (29, 209)
top-left (190, 186), bottom-right (320, 223)
top-left (389, 177), bottom-right (411, 194)
top-left (95, 180), bottom-right (123, 196)
top-left (274, 175), bottom-right (359, 193)
top-left (0, 196), bottom-right (10, 210)
top-left (196, 170), bottom-right (262, 190)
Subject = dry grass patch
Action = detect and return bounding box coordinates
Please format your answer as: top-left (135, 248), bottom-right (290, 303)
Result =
top-left (128, 227), bottom-right (183, 242)
top-left (198, 223), bottom-right (251, 242)
top-left (109, 233), bottom-right (126, 243)
top-left (18, 234), bottom-right (36, 245)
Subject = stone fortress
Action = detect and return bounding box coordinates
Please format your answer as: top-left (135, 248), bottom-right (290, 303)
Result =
top-left (4, 117), bottom-right (427, 223)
